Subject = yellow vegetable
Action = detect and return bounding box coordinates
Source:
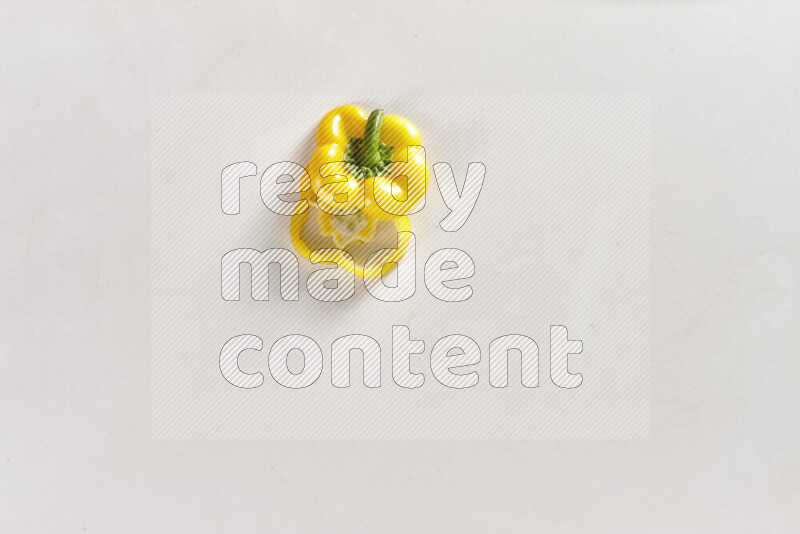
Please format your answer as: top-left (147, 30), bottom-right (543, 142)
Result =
top-left (290, 105), bottom-right (426, 279)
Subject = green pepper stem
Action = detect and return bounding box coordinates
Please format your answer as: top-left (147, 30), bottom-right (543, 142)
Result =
top-left (355, 109), bottom-right (385, 169)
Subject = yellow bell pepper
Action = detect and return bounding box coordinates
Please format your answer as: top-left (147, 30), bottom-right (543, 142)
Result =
top-left (290, 105), bottom-right (427, 279)
top-left (309, 105), bottom-right (427, 220)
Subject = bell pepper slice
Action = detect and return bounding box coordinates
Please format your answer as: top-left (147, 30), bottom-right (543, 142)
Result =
top-left (290, 200), bottom-right (412, 279)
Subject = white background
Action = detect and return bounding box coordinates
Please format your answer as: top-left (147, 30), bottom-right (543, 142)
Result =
top-left (2, 1), bottom-right (799, 531)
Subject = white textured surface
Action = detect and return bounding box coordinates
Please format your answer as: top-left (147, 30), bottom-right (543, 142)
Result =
top-left (1, 1), bottom-right (799, 532)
